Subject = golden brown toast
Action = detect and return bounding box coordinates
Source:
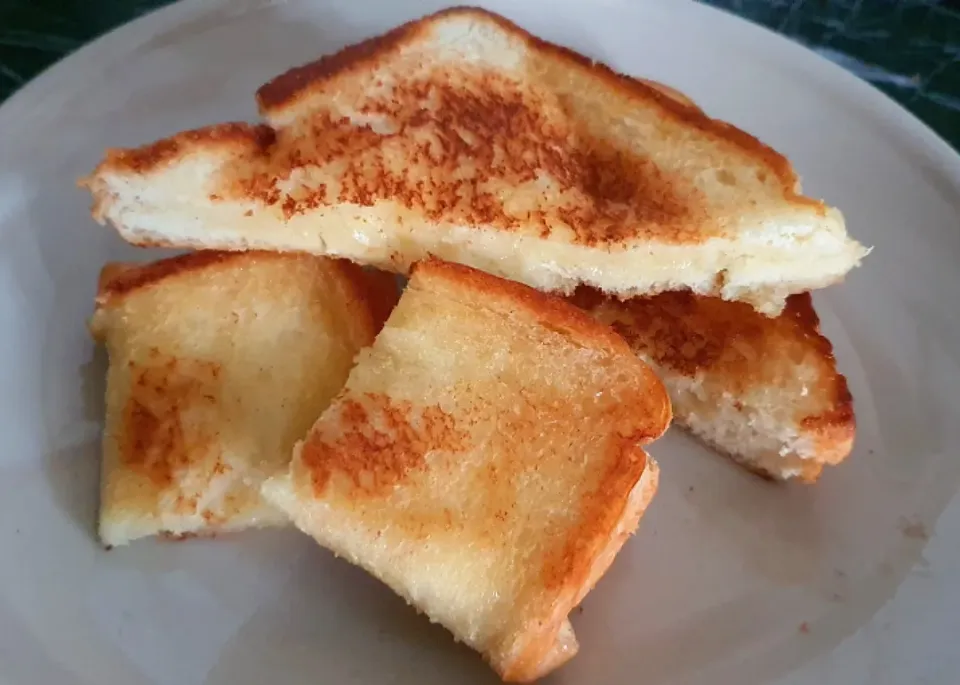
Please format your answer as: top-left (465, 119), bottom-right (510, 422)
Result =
top-left (80, 7), bottom-right (867, 316)
top-left (261, 258), bottom-right (670, 681)
top-left (89, 251), bottom-right (398, 546)
top-left (571, 288), bottom-right (855, 481)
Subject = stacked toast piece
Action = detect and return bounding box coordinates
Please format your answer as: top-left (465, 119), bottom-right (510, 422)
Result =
top-left (80, 6), bottom-right (866, 681)
top-left (89, 252), bottom-right (399, 546)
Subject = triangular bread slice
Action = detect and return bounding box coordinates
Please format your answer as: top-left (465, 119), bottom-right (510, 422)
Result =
top-left (79, 6), bottom-right (867, 316)
top-left (261, 258), bottom-right (670, 681)
top-left (89, 251), bottom-right (398, 547)
top-left (571, 288), bottom-right (855, 481)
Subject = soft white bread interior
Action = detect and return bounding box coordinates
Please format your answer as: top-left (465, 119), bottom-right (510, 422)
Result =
top-left (79, 7), bottom-right (867, 316)
top-left (571, 288), bottom-right (855, 481)
top-left (262, 258), bottom-right (670, 681)
top-left (89, 251), bottom-right (398, 547)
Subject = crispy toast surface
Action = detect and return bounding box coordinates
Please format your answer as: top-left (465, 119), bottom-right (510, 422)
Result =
top-left (80, 7), bottom-right (866, 315)
top-left (261, 258), bottom-right (670, 681)
top-left (90, 251), bottom-right (397, 546)
top-left (572, 288), bottom-right (855, 481)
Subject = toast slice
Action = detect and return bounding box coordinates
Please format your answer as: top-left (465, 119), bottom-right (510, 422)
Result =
top-left (261, 258), bottom-right (670, 681)
top-left (571, 289), bottom-right (855, 482)
top-left (79, 7), bottom-right (867, 316)
top-left (89, 251), bottom-right (397, 547)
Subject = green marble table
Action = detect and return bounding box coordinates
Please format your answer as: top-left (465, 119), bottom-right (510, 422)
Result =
top-left (1, 0), bottom-right (958, 147)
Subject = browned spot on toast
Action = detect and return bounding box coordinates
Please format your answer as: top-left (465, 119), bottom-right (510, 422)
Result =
top-left (591, 289), bottom-right (763, 378)
top-left (255, 6), bottom-right (823, 215)
top-left (233, 72), bottom-right (702, 246)
top-left (120, 354), bottom-right (222, 488)
top-left (91, 123), bottom-right (275, 176)
top-left (572, 286), bottom-right (854, 472)
top-left (572, 289), bottom-right (849, 396)
top-left (302, 393), bottom-right (469, 497)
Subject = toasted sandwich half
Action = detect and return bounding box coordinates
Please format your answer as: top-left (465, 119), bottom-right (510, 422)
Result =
top-left (261, 258), bottom-right (670, 681)
top-left (572, 289), bottom-right (855, 482)
top-left (80, 7), bottom-right (866, 316)
top-left (89, 251), bottom-right (398, 547)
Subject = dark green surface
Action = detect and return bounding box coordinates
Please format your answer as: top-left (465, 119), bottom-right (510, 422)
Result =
top-left (1, 0), bottom-right (958, 146)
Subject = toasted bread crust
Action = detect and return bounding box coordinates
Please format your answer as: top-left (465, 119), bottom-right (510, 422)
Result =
top-left (785, 296), bottom-right (856, 465)
top-left (95, 251), bottom-right (245, 303)
top-left (413, 258), bottom-right (637, 364)
top-left (81, 123), bottom-right (276, 184)
top-left (800, 404), bottom-right (856, 467)
top-left (97, 262), bottom-right (136, 292)
top-left (575, 455), bottom-right (659, 605)
top-left (256, 6), bottom-right (821, 215)
top-left (503, 444), bottom-right (652, 682)
top-left (504, 454), bottom-right (658, 681)
top-left (95, 251), bottom-right (399, 336)
top-left (637, 78), bottom-right (700, 111)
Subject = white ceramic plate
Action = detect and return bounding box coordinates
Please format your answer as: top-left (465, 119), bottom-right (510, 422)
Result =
top-left (2, 0), bottom-right (959, 683)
